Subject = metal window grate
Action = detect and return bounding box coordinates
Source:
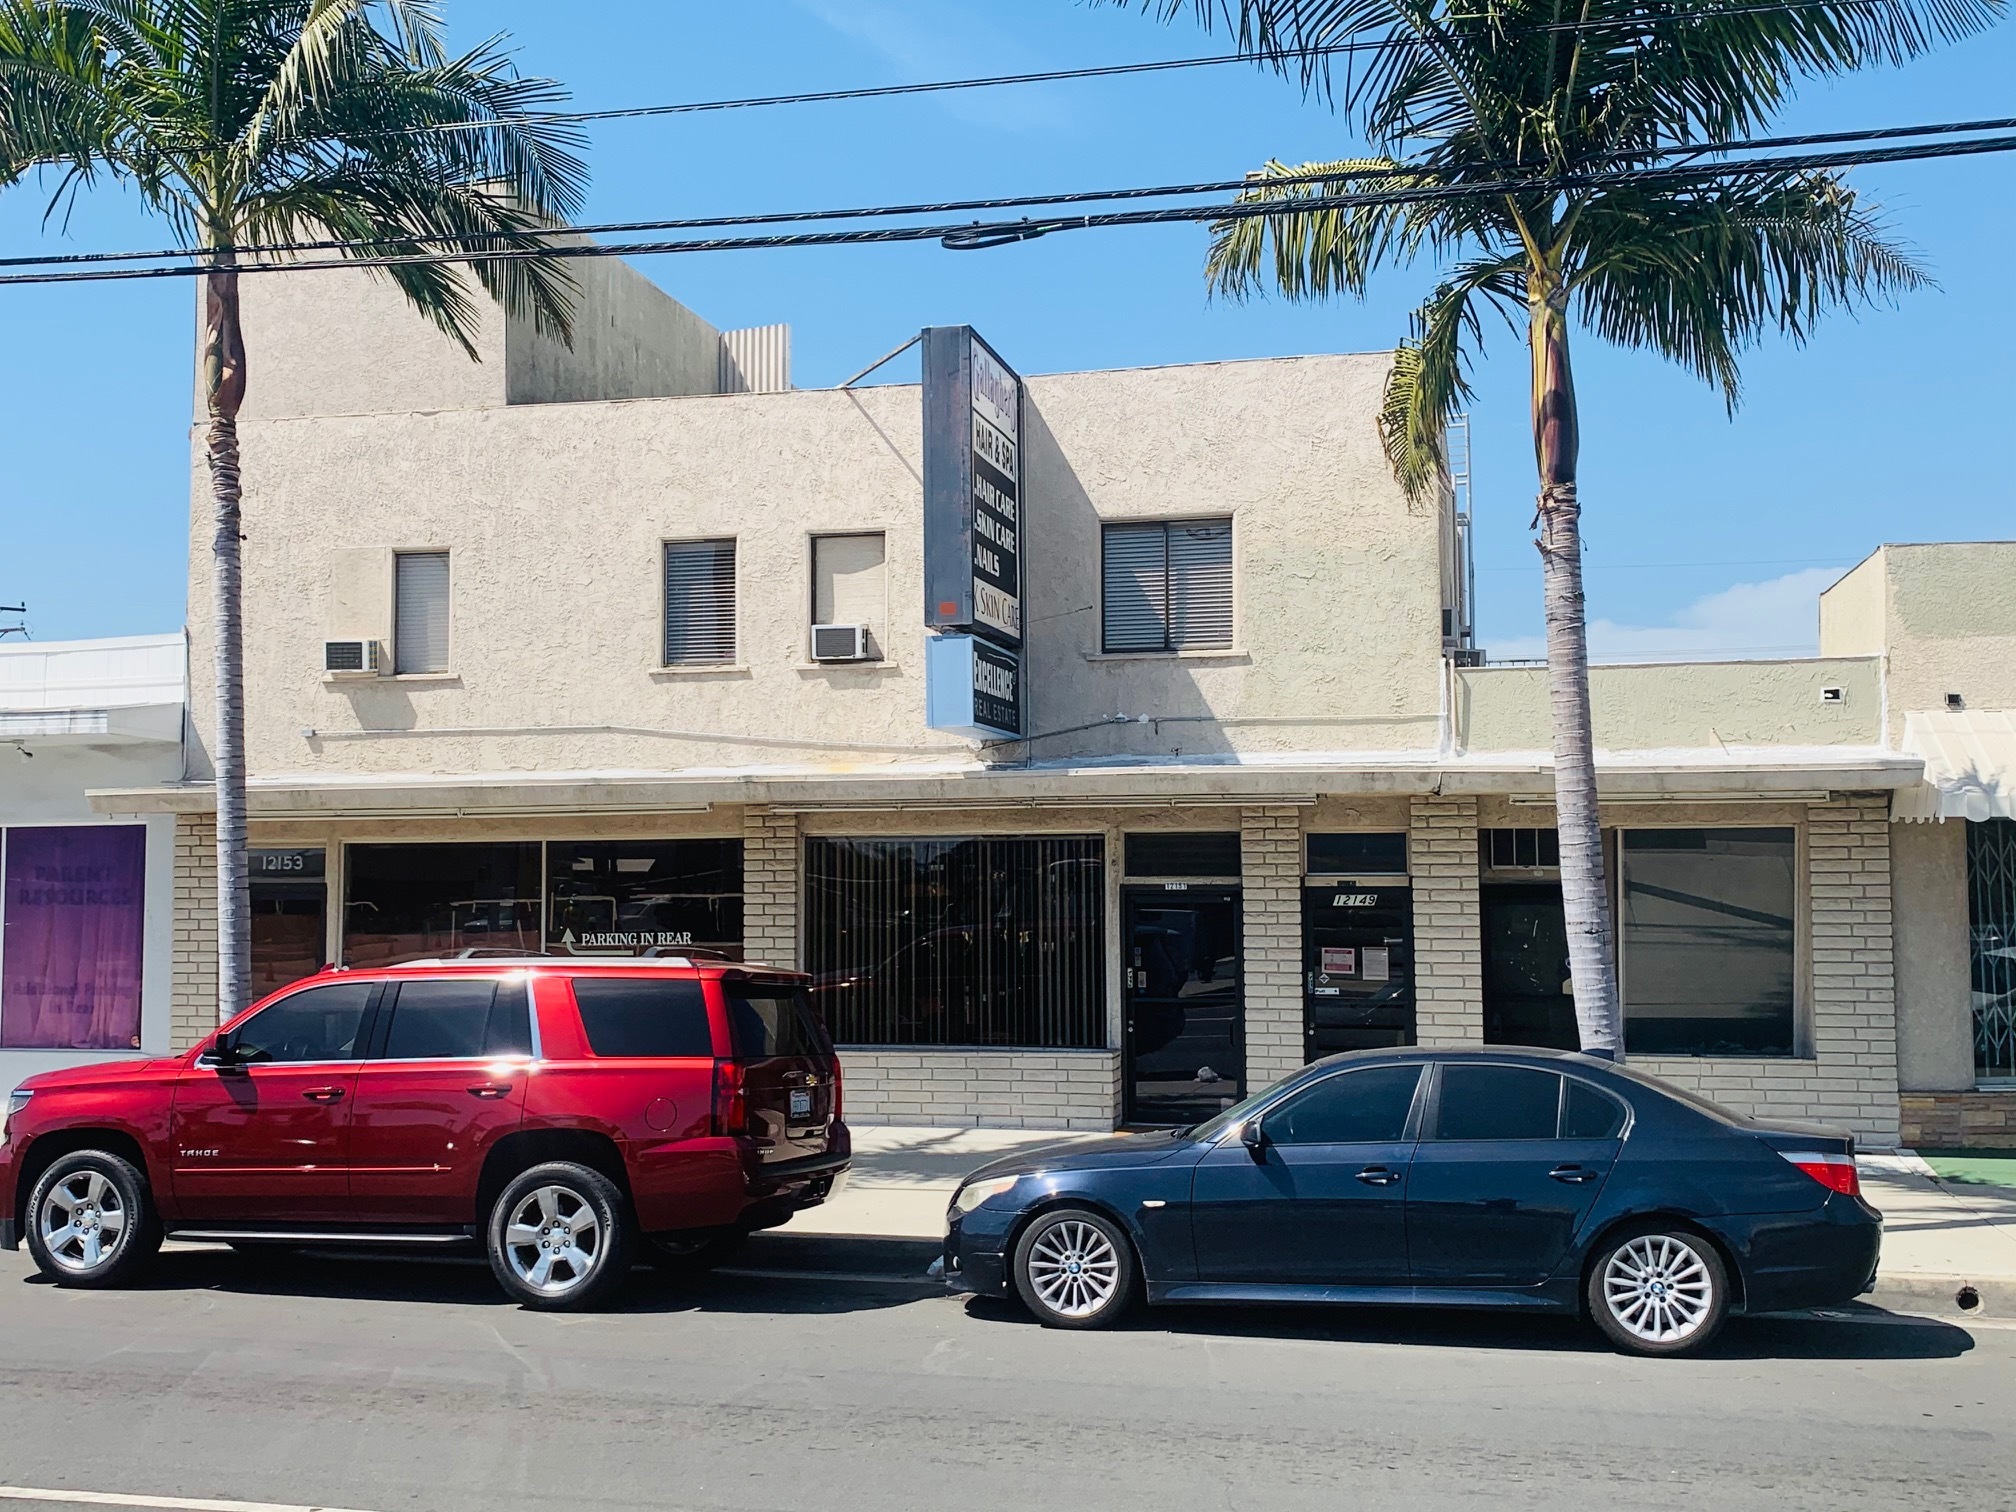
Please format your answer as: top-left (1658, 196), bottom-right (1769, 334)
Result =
top-left (663, 539), bottom-right (737, 665)
top-left (1101, 518), bottom-right (1233, 652)
top-left (393, 552), bottom-right (450, 675)
top-left (1968, 818), bottom-right (2016, 1080)
top-left (805, 836), bottom-right (1106, 1049)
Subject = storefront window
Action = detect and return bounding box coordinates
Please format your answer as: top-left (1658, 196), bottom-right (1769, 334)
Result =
top-left (805, 836), bottom-right (1105, 1048)
top-left (1619, 828), bottom-right (1796, 1057)
top-left (250, 848), bottom-right (327, 998)
top-left (343, 842), bottom-right (541, 969)
top-left (1, 825), bottom-right (147, 1050)
top-left (546, 840), bottom-right (742, 958)
top-left (1967, 818), bottom-right (2016, 1081)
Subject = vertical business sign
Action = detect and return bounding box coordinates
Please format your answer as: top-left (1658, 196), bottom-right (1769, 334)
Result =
top-left (924, 325), bottom-right (1025, 738)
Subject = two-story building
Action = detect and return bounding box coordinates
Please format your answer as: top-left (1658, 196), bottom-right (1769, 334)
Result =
top-left (93, 253), bottom-right (2016, 1146)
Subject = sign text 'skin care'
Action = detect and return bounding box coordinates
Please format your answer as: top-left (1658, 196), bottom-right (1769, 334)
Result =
top-left (923, 326), bottom-right (1023, 650)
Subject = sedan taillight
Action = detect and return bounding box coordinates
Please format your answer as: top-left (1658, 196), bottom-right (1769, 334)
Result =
top-left (713, 1059), bottom-right (748, 1137)
top-left (1780, 1150), bottom-right (1860, 1197)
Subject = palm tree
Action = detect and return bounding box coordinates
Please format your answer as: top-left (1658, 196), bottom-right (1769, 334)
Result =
top-left (0, 0), bottom-right (586, 1022)
top-left (1112, 0), bottom-right (1999, 1057)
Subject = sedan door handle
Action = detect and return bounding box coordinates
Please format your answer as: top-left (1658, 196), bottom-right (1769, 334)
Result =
top-left (300, 1086), bottom-right (346, 1103)
top-left (1354, 1166), bottom-right (1403, 1186)
top-left (467, 1083), bottom-right (512, 1100)
top-left (1548, 1165), bottom-right (1598, 1184)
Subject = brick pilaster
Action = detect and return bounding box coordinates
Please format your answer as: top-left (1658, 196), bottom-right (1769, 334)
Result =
top-left (1242, 806), bottom-right (1305, 1088)
top-left (1411, 795), bottom-right (1483, 1045)
top-left (169, 813), bottom-right (219, 1051)
top-left (744, 806), bottom-right (799, 968)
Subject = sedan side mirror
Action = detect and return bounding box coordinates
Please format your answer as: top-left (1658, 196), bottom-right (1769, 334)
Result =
top-left (1239, 1119), bottom-right (1269, 1161)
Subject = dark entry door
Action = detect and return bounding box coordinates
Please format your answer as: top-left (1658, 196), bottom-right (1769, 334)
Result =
top-left (1303, 883), bottom-right (1416, 1059)
top-left (1124, 888), bottom-right (1243, 1125)
top-left (1480, 884), bottom-right (1580, 1050)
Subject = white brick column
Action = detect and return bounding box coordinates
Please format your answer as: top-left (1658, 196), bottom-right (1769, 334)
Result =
top-left (170, 813), bottom-right (219, 1051)
top-left (744, 806), bottom-right (799, 968)
top-left (1411, 795), bottom-right (1483, 1045)
top-left (1242, 806), bottom-right (1305, 1088)
top-left (1805, 795), bottom-right (1901, 1142)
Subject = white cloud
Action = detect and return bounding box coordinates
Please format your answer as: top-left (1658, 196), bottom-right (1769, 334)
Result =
top-left (1487, 567), bottom-right (1839, 664)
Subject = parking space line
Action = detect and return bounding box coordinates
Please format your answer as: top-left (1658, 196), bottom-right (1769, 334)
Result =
top-left (0, 1487), bottom-right (378, 1512)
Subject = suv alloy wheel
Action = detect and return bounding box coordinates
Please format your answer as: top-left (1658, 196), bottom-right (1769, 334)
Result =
top-left (485, 1161), bottom-right (634, 1311)
top-left (25, 1150), bottom-right (164, 1289)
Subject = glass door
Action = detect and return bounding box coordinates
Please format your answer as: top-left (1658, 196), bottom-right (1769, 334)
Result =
top-left (1123, 887), bottom-right (1243, 1125)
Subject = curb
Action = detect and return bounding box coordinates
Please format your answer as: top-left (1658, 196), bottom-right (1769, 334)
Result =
top-left (1865, 1272), bottom-right (2016, 1320)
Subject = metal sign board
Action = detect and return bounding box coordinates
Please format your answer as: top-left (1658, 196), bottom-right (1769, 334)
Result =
top-left (923, 326), bottom-right (1022, 649)
top-left (925, 632), bottom-right (1022, 740)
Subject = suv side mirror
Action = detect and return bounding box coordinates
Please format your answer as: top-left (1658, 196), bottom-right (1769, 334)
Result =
top-left (1239, 1119), bottom-right (1268, 1161)
top-left (207, 1030), bottom-right (245, 1071)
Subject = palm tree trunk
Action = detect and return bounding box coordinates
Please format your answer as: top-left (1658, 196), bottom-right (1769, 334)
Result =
top-left (202, 251), bottom-right (252, 1023)
top-left (1530, 279), bottom-right (1623, 1059)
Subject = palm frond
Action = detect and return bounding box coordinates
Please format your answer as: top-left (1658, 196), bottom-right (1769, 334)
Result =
top-left (1381, 257), bottom-right (1518, 498)
top-left (1204, 156), bottom-right (1447, 302)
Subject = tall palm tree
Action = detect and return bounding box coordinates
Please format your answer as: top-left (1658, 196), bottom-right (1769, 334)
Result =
top-left (1112, 0), bottom-right (1999, 1057)
top-left (0, 0), bottom-right (586, 1022)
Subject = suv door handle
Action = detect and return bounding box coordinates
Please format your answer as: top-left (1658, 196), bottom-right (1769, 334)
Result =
top-left (1354, 1166), bottom-right (1402, 1186)
top-left (1549, 1165), bottom-right (1598, 1183)
top-left (467, 1084), bottom-right (512, 1100)
top-left (301, 1086), bottom-right (346, 1103)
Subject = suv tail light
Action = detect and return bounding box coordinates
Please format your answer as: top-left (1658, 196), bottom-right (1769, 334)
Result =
top-left (713, 1059), bottom-right (748, 1137)
top-left (1780, 1150), bottom-right (1860, 1197)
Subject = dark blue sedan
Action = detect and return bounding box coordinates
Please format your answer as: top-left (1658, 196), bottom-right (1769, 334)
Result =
top-left (943, 1048), bottom-right (1881, 1356)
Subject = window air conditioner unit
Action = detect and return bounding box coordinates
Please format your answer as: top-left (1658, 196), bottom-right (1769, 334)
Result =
top-left (810, 624), bottom-right (869, 663)
top-left (323, 639), bottom-right (382, 676)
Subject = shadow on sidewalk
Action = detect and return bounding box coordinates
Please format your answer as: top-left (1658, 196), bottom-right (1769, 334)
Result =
top-left (958, 1295), bottom-right (1979, 1361)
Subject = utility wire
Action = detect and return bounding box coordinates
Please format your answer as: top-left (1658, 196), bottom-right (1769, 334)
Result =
top-left (3, 114), bottom-right (2008, 275)
top-left (2, 129), bottom-right (2012, 288)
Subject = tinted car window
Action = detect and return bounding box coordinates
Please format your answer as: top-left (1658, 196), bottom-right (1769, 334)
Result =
top-left (380, 979), bottom-right (530, 1059)
top-left (233, 982), bottom-right (373, 1063)
top-left (1436, 1065), bottom-right (1562, 1140)
top-left (1267, 1065), bottom-right (1422, 1145)
top-left (573, 977), bottom-right (713, 1058)
top-left (1561, 1078), bottom-right (1628, 1139)
top-left (727, 985), bottom-right (826, 1059)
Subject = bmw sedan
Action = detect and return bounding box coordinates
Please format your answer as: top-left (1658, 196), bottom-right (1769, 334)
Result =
top-left (942, 1048), bottom-right (1880, 1356)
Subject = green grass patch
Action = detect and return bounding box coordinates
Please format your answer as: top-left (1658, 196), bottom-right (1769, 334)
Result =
top-left (1918, 1151), bottom-right (2016, 1190)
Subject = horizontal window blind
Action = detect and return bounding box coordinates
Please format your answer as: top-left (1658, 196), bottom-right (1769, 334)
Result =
top-left (1168, 519), bottom-right (1234, 649)
top-left (1101, 522), bottom-right (1169, 652)
top-left (1102, 519), bottom-right (1233, 653)
top-left (393, 551), bottom-right (450, 675)
top-left (664, 539), bottom-right (737, 665)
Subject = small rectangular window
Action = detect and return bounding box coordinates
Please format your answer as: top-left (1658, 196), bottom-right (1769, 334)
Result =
top-left (812, 533), bottom-right (886, 659)
top-left (1125, 831), bottom-right (1241, 879)
top-left (1483, 828), bottom-right (1561, 871)
top-left (393, 551), bottom-right (450, 674)
top-left (1308, 833), bottom-right (1408, 876)
top-left (664, 539), bottom-right (737, 665)
top-left (573, 977), bottom-right (715, 1058)
top-left (1435, 1064), bottom-right (1563, 1140)
top-left (1101, 518), bottom-right (1233, 653)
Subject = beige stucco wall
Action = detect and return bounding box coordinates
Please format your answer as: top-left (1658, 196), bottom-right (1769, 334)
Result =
top-left (503, 247), bottom-right (728, 406)
top-left (188, 353), bottom-right (1444, 784)
top-left (1892, 818), bottom-right (1974, 1092)
top-left (1817, 553), bottom-right (1886, 659)
top-left (1457, 658), bottom-right (1881, 753)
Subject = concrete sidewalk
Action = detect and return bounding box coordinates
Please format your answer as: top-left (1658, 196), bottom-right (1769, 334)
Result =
top-left (794, 1126), bottom-right (2016, 1317)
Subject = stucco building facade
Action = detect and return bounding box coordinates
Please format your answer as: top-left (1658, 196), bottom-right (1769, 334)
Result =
top-left (93, 256), bottom-right (2016, 1147)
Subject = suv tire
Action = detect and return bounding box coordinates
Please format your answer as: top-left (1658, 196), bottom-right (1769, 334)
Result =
top-left (1586, 1223), bottom-right (1730, 1357)
top-left (1011, 1207), bottom-right (1137, 1330)
top-left (486, 1161), bottom-right (633, 1311)
top-left (25, 1149), bottom-right (163, 1289)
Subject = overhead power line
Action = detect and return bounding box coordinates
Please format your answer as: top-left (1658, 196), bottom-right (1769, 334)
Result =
top-left (2, 127), bottom-right (2011, 288)
top-left (1, 114), bottom-right (2008, 276)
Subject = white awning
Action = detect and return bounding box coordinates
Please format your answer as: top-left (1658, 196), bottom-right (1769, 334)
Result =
top-left (1895, 710), bottom-right (2016, 822)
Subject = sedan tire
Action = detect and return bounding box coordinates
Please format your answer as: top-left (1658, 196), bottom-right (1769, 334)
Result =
top-left (25, 1149), bottom-right (163, 1290)
top-left (1012, 1207), bottom-right (1137, 1330)
top-left (486, 1161), bottom-right (634, 1312)
top-left (1586, 1224), bottom-right (1729, 1357)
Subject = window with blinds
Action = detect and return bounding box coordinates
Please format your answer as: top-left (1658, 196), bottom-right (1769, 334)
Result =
top-left (812, 532), bottom-right (886, 658)
top-left (393, 551), bottom-right (450, 675)
top-left (663, 539), bottom-right (737, 665)
top-left (1101, 518), bottom-right (1233, 653)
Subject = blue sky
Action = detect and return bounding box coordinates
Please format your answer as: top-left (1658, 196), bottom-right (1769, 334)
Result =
top-left (3, 0), bottom-right (2011, 658)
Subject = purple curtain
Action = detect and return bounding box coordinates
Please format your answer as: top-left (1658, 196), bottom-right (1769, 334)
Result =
top-left (1, 825), bottom-right (148, 1050)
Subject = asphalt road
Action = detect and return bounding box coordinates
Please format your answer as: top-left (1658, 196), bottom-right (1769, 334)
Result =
top-left (0, 1235), bottom-right (2010, 1512)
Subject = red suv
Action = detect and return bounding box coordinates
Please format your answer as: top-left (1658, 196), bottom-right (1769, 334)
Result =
top-left (0, 956), bottom-right (848, 1310)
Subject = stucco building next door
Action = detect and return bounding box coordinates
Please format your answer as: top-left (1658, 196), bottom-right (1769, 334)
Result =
top-left (1123, 886), bottom-right (1244, 1125)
